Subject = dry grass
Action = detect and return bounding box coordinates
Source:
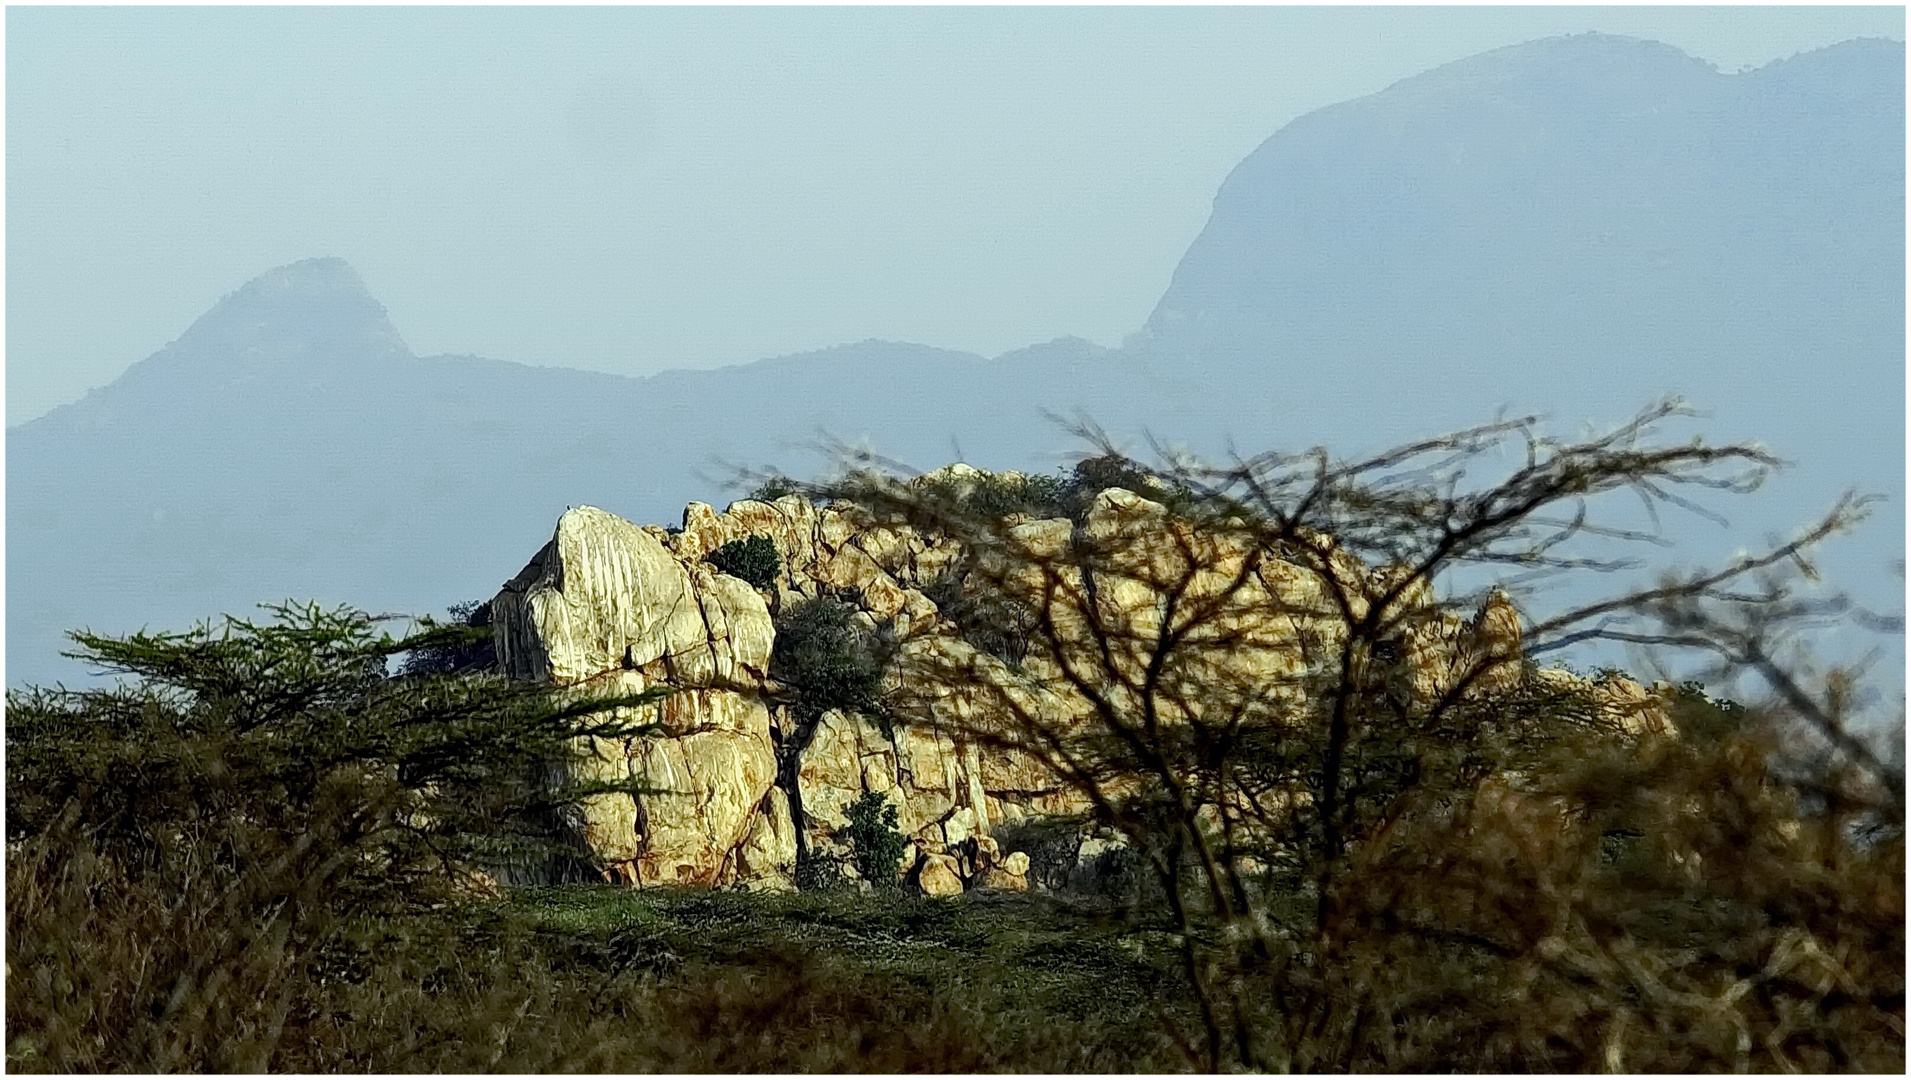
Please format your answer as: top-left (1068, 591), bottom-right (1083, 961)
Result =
top-left (6, 608), bottom-right (1899, 1071)
top-left (1213, 709), bottom-right (1906, 1072)
top-left (6, 832), bottom-right (1187, 1072)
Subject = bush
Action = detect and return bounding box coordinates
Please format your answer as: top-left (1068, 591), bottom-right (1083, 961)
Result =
top-left (840, 792), bottom-right (910, 891)
top-left (818, 403), bottom-right (1903, 1070)
top-left (10, 865), bottom-right (1186, 1071)
top-left (747, 474), bottom-right (804, 502)
top-left (793, 850), bottom-right (850, 893)
top-left (4, 602), bottom-right (667, 1070)
top-left (967, 471), bottom-right (1066, 519)
top-left (770, 598), bottom-right (886, 721)
top-left (1281, 703), bottom-right (1905, 1072)
top-left (706, 534), bottom-right (780, 591)
top-left (901, 456), bottom-right (1192, 526)
top-left (399, 598), bottom-right (495, 676)
top-left (909, 470), bottom-right (1066, 522)
top-left (922, 571), bottom-right (1036, 667)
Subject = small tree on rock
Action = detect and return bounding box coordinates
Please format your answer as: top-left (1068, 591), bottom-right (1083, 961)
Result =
top-left (707, 534), bottom-right (781, 591)
top-left (840, 791), bottom-right (910, 891)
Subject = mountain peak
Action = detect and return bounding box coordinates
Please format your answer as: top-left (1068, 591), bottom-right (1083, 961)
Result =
top-left (161, 256), bottom-right (411, 367)
top-left (1376, 32), bottom-right (1719, 108)
top-left (251, 255), bottom-right (368, 291)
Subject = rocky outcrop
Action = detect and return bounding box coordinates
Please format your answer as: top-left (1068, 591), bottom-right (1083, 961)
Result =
top-left (490, 491), bottom-right (1027, 889)
top-left (491, 468), bottom-right (1669, 891)
top-left (490, 506), bottom-right (778, 885)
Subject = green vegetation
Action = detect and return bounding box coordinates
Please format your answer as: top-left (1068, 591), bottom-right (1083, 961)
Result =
top-left (909, 452), bottom-right (1176, 523)
top-left (921, 570), bottom-right (1035, 667)
top-left (746, 473), bottom-right (804, 502)
top-left (1, 599), bottom-right (1175, 1071)
top-left (765, 597), bottom-right (900, 894)
top-left (769, 596), bottom-right (887, 721)
top-left (839, 791), bottom-right (911, 890)
top-left (706, 534), bottom-right (781, 591)
top-left (9, 872), bottom-right (1183, 1071)
top-left (6, 603), bottom-right (661, 908)
top-left (823, 402), bottom-right (1904, 1070)
top-left (5, 603), bottom-right (666, 1071)
top-left (908, 452), bottom-right (1190, 667)
top-left (489, 885), bottom-right (1189, 1070)
top-left (399, 598), bottom-right (496, 676)
top-left (8, 406), bottom-right (1903, 1072)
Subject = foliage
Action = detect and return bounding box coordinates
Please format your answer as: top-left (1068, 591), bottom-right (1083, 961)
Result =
top-left (993, 819), bottom-right (1156, 902)
top-left (769, 597), bottom-right (888, 722)
top-left (950, 470), bottom-right (1068, 519)
top-left (1063, 452), bottom-right (1158, 507)
top-left (792, 848), bottom-right (851, 893)
top-left (5, 602), bottom-right (667, 1070)
top-left (1269, 700), bottom-right (1904, 1072)
top-left (839, 791), bottom-right (911, 890)
top-left (495, 886), bottom-right (1188, 1070)
top-left (6, 603), bottom-right (663, 899)
top-left (9, 402), bottom-right (1902, 1072)
top-left (766, 597), bottom-right (898, 890)
top-left (905, 453), bottom-right (1180, 524)
top-left (922, 569), bottom-right (1037, 667)
top-left (705, 533), bottom-right (781, 591)
top-left (815, 400), bottom-right (1903, 1070)
top-left (908, 453), bottom-right (1202, 666)
top-left (399, 598), bottom-right (496, 676)
top-left (7, 866), bottom-right (1183, 1071)
top-left (747, 473), bottom-right (805, 502)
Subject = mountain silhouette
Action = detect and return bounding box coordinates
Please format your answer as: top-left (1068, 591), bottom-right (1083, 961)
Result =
top-left (8, 35), bottom-right (1901, 689)
top-left (163, 256), bottom-right (407, 363)
top-left (1141, 35), bottom-right (1901, 440)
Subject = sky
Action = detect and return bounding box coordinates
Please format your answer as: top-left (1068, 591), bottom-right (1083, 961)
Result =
top-left (6, 4), bottom-right (1904, 426)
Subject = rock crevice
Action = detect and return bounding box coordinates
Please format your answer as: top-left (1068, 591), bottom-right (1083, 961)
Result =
top-left (492, 472), bottom-right (1667, 891)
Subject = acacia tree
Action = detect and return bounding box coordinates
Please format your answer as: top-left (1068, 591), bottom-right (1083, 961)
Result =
top-left (788, 400), bottom-right (1902, 1070)
top-left (5, 602), bottom-right (667, 1070)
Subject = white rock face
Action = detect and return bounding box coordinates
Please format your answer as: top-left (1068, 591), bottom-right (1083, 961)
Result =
top-left (493, 494), bottom-right (1026, 887)
top-left (495, 505), bottom-right (771, 686)
top-left (491, 473), bottom-right (1661, 891)
top-left (492, 506), bottom-right (780, 885)
top-left (729, 785), bottom-right (799, 890)
top-left (915, 852), bottom-right (966, 897)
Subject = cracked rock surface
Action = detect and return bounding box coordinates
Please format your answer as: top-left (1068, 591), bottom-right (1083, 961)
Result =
top-left (491, 472), bottom-right (1666, 891)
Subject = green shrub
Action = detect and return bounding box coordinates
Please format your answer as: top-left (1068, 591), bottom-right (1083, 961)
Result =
top-left (794, 850), bottom-right (849, 893)
top-left (9, 858), bottom-right (1186, 1071)
top-left (905, 456), bottom-right (1192, 525)
top-left (840, 792), bottom-right (910, 891)
top-left (747, 474), bottom-right (804, 502)
top-left (6, 604), bottom-right (663, 905)
top-left (966, 471), bottom-right (1066, 519)
top-left (922, 571), bottom-right (1036, 667)
top-left (4, 602), bottom-right (666, 1071)
top-left (911, 471), bottom-right (1068, 521)
top-left (770, 598), bottom-right (886, 721)
top-left (399, 598), bottom-right (496, 676)
top-left (706, 534), bottom-right (780, 591)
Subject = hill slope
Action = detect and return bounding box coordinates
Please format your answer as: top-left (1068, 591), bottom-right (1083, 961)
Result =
top-left (1139, 34), bottom-right (1901, 483)
top-left (5, 262), bottom-right (1164, 685)
top-left (9, 35), bottom-right (1901, 688)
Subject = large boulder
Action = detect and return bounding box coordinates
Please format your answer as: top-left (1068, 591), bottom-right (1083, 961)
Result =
top-left (913, 852), bottom-right (966, 897)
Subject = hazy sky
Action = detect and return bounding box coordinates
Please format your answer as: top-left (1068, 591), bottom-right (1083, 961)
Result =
top-left (7, 5), bottom-right (1903, 426)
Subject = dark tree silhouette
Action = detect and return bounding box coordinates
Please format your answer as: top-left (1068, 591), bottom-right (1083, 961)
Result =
top-left (767, 399), bottom-right (1902, 1070)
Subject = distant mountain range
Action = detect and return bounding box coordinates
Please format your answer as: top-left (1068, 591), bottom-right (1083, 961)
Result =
top-left (9, 34), bottom-right (1902, 689)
